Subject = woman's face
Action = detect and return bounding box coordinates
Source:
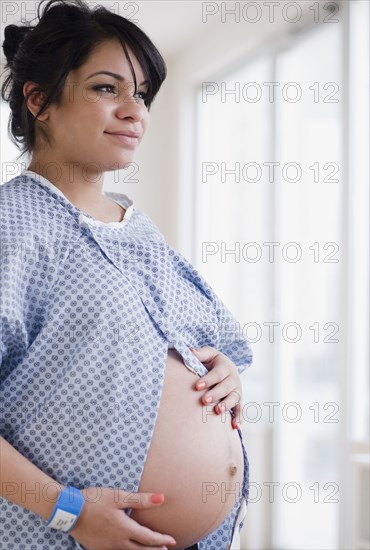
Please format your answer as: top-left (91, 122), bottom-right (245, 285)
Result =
top-left (36, 38), bottom-right (150, 173)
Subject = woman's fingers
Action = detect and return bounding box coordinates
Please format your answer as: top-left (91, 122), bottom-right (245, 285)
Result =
top-left (126, 542), bottom-right (169, 550)
top-left (232, 401), bottom-right (242, 427)
top-left (213, 389), bottom-right (243, 416)
top-left (194, 365), bottom-right (230, 390)
top-left (70, 487), bottom-right (177, 550)
top-left (201, 379), bottom-right (241, 407)
top-left (114, 490), bottom-right (166, 510)
top-left (127, 518), bottom-right (176, 548)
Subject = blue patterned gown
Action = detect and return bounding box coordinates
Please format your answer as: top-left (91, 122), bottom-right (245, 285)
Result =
top-left (0, 170), bottom-right (253, 549)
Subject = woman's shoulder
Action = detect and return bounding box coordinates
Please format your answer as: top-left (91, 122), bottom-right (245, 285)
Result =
top-left (0, 174), bottom-right (80, 295)
top-left (0, 173), bottom-right (80, 241)
top-left (1, 174), bottom-right (38, 237)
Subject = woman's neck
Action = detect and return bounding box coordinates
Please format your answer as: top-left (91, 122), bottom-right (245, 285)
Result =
top-left (27, 159), bottom-right (107, 211)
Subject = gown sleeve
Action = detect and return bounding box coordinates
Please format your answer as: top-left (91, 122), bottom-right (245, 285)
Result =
top-left (162, 237), bottom-right (254, 376)
top-left (0, 196), bottom-right (61, 384)
top-left (208, 288), bottom-right (254, 375)
top-left (0, 236), bottom-right (31, 370)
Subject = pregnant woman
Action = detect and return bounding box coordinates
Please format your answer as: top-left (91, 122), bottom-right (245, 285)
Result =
top-left (0, 1), bottom-right (253, 549)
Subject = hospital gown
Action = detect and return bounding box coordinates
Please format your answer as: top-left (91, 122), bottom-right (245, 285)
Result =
top-left (0, 170), bottom-right (253, 549)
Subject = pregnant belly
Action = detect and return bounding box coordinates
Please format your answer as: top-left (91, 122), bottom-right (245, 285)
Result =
top-left (130, 349), bottom-right (244, 549)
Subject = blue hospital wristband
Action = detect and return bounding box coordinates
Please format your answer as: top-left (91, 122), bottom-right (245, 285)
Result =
top-left (46, 486), bottom-right (85, 533)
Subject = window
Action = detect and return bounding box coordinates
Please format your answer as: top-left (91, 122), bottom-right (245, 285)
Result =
top-left (193, 2), bottom-right (368, 548)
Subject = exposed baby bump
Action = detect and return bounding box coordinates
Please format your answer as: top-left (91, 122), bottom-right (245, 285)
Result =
top-left (130, 349), bottom-right (244, 549)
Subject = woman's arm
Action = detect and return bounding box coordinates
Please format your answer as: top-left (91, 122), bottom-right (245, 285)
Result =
top-left (0, 435), bottom-right (64, 521)
top-left (0, 436), bottom-right (177, 549)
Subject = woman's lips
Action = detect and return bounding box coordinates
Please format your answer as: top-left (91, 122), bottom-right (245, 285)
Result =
top-left (105, 132), bottom-right (139, 147)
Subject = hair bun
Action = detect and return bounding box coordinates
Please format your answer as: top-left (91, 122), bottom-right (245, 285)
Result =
top-left (3, 24), bottom-right (31, 65)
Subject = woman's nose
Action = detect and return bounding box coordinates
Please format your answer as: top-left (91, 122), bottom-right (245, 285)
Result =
top-left (115, 90), bottom-right (147, 122)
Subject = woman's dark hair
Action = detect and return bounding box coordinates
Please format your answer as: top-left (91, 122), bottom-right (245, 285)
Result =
top-left (1, 0), bottom-right (167, 157)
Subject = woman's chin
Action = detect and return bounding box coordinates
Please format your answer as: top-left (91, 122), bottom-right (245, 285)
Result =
top-left (103, 156), bottom-right (136, 172)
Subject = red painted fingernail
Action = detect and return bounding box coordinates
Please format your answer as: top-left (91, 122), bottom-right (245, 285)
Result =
top-left (150, 493), bottom-right (164, 504)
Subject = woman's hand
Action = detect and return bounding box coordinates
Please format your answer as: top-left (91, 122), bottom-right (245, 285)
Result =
top-left (190, 346), bottom-right (243, 429)
top-left (69, 487), bottom-right (177, 550)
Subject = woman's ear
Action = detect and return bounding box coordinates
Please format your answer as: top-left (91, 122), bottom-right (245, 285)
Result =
top-left (23, 81), bottom-right (49, 121)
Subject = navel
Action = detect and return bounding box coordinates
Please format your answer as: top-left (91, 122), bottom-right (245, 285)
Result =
top-left (229, 463), bottom-right (238, 476)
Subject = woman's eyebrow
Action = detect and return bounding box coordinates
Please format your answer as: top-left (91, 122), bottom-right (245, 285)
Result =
top-left (85, 70), bottom-right (148, 86)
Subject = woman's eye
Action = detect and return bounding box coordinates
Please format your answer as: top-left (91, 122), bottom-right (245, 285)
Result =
top-left (92, 84), bottom-right (117, 94)
top-left (91, 85), bottom-right (150, 104)
top-left (134, 91), bottom-right (149, 101)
